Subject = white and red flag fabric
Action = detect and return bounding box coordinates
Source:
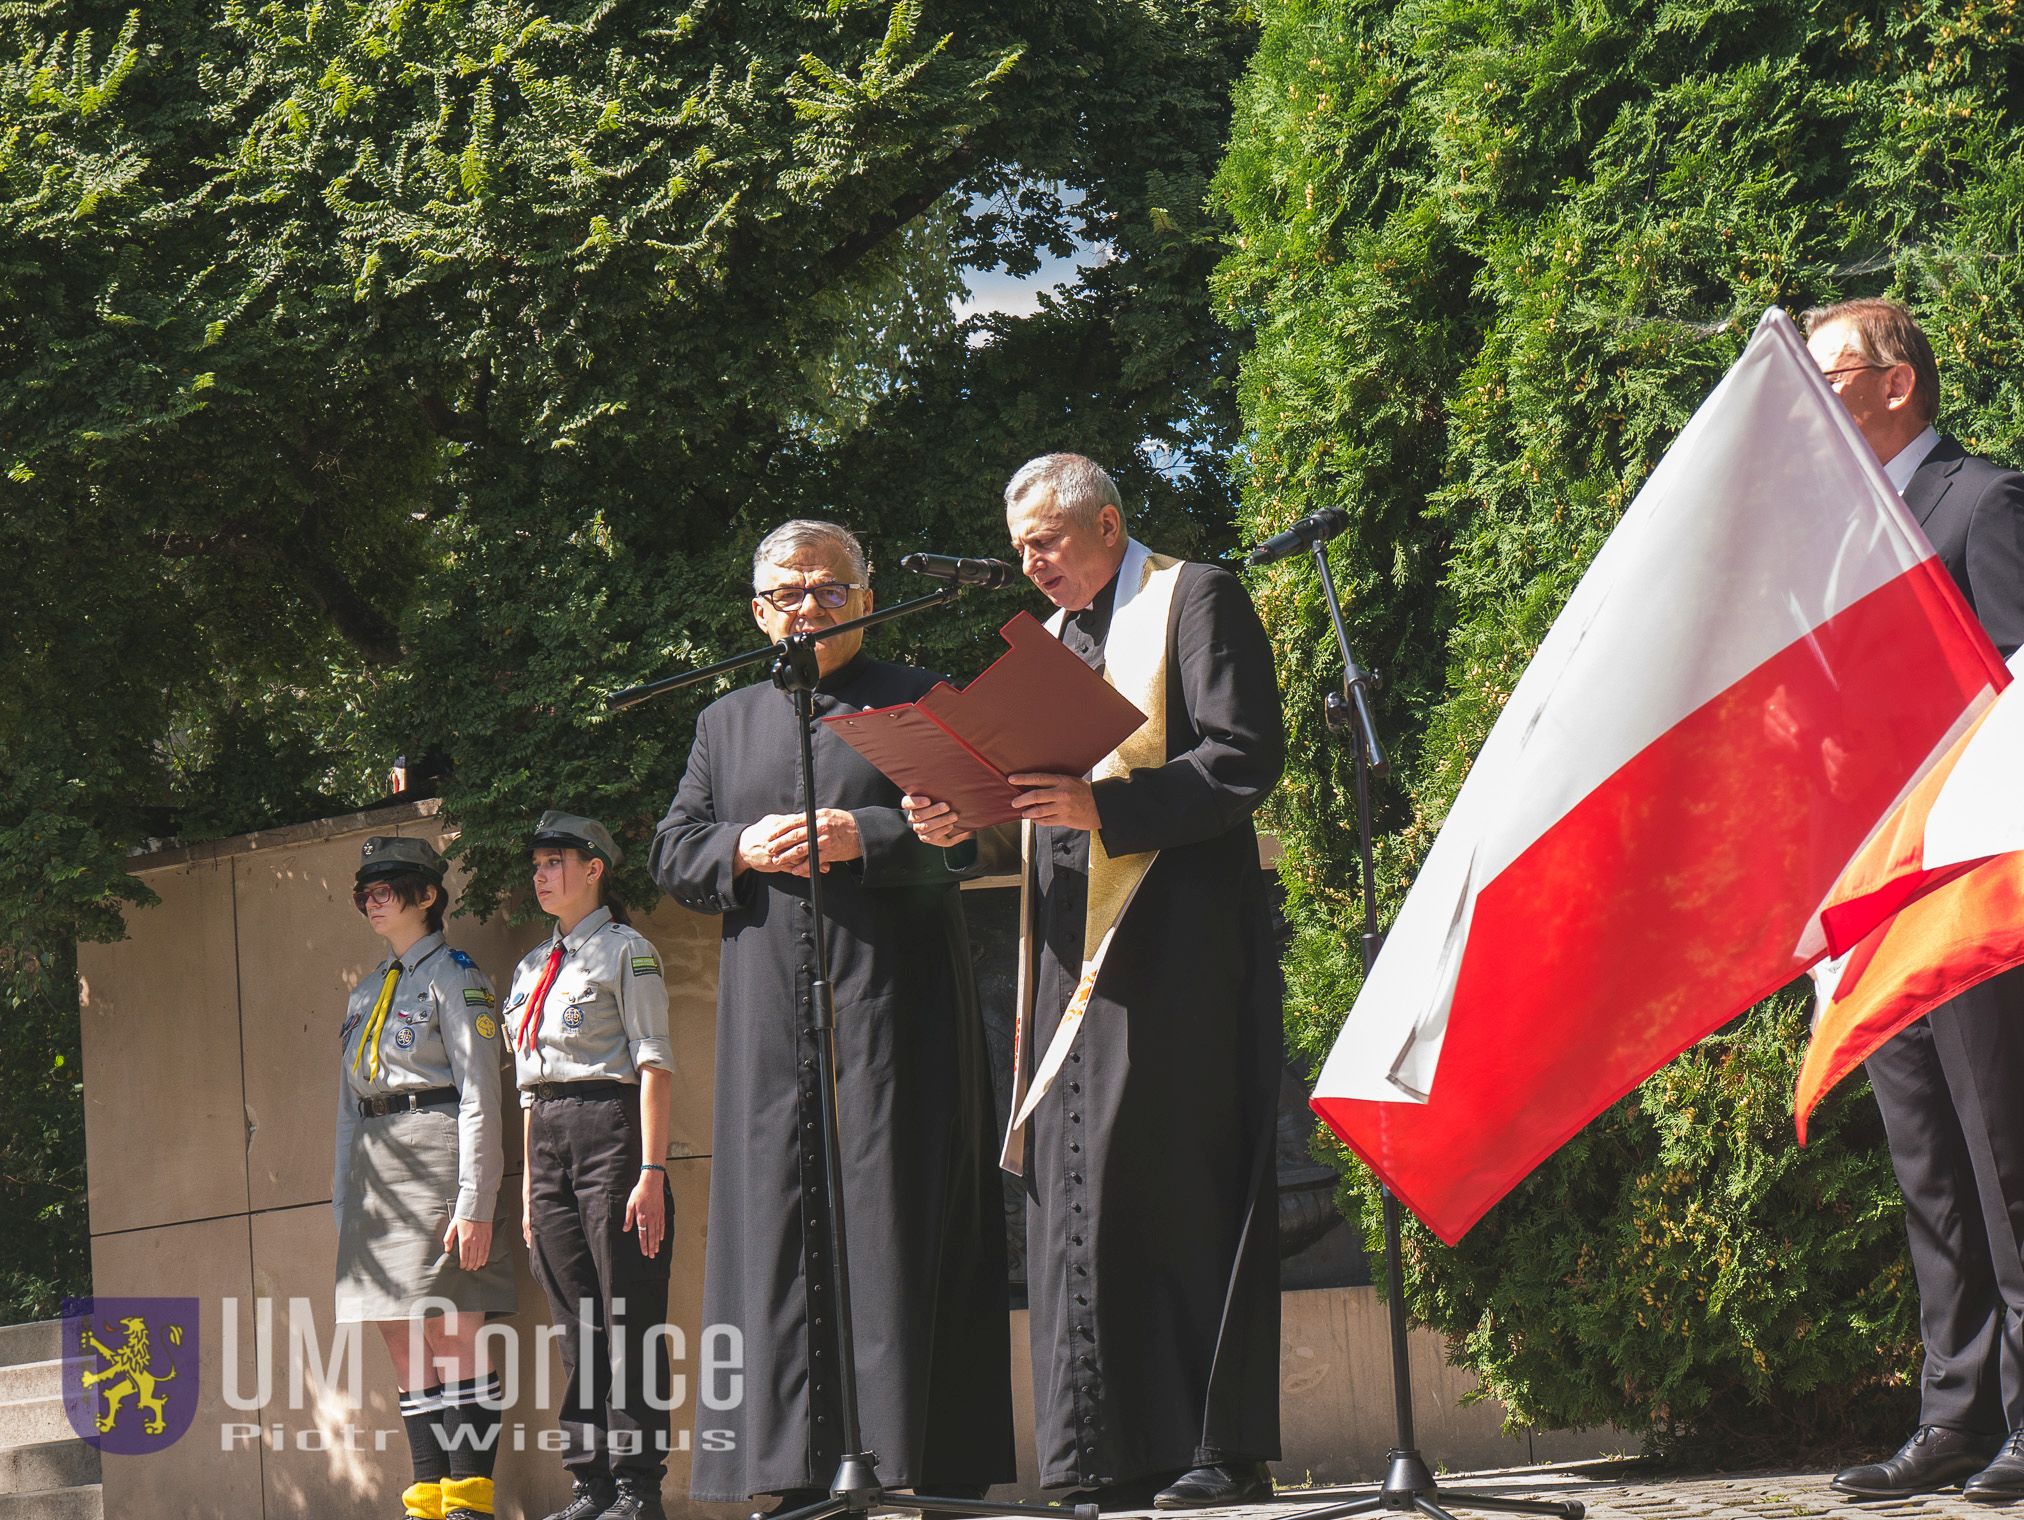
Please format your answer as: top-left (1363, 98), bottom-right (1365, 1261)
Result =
top-left (1795, 647), bottom-right (2024, 1140)
top-left (1309, 307), bottom-right (2007, 1244)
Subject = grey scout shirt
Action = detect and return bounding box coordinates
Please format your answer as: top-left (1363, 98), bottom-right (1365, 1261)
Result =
top-left (508, 906), bottom-right (672, 1106)
top-left (333, 932), bottom-right (507, 1228)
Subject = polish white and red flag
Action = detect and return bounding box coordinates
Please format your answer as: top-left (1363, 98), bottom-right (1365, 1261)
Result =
top-left (1794, 646), bottom-right (2024, 1140)
top-left (1309, 307), bottom-right (2007, 1244)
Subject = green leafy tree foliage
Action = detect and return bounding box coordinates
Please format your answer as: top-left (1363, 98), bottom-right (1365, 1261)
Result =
top-left (1, 0), bottom-right (1253, 1317)
top-left (1216, 0), bottom-right (2024, 1456)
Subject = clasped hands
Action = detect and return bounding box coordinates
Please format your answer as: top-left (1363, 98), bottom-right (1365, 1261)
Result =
top-left (904, 773), bottom-right (1099, 845)
top-left (736, 809), bottom-right (863, 876)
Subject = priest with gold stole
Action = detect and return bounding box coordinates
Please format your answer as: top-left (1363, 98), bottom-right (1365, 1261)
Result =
top-left (906, 454), bottom-right (1286, 1509)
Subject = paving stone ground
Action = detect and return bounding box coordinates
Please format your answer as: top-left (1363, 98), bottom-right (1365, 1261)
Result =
top-left (1129, 1460), bottom-right (2020, 1520)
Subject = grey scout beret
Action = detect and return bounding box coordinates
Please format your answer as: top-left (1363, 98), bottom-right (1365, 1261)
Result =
top-left (532, 810), bottom-right (624, 869)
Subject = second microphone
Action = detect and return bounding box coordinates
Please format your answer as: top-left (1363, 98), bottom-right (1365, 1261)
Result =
top-left (900, 553), bottom-right (1019, 588)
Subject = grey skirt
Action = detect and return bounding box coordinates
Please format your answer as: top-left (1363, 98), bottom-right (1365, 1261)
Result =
top-left (335, 1106), bottom-right (515, 1322)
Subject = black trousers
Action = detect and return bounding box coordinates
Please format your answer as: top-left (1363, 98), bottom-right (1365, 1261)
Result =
top-left (528, 1088), bottom-right (675, 1478)
top-left (1866, 964), bottom-right (2024, 1435)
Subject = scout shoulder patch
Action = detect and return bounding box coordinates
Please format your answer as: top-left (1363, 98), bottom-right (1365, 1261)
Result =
top-left (449, 949), bottom-right (477, 969)
top-left (462, 986), bottom-right (494, 1007)
top-left (339, 1011), bottom-right (362, 1046)
top-left (475, 1013), bottom-right (499, 1040)
top-left (629, 954), bottom-right (662, 979)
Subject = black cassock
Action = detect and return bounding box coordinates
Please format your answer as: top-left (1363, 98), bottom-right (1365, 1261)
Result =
top-left (649, 653), bottom-right (1015, 1501)
top-left (1027, 561), bottom-right (1284, 1489)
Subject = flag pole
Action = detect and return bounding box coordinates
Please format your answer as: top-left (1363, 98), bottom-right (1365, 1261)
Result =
top-left (1286, 536), bottom-right (1584, 1520)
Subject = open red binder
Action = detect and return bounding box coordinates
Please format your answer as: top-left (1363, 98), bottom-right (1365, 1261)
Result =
top-left (823, 610), bottom-right (1148, 829)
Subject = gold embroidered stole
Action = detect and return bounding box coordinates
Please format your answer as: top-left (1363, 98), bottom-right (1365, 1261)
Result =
top-left (999, 543), bottom-right (1184, 1175)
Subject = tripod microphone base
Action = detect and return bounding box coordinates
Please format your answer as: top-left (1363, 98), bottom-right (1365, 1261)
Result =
top-left (1284, 1448), bottom-right (1584, 1520)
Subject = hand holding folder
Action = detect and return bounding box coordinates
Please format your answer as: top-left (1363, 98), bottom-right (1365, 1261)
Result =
top-left (822, 611), bottom-right (1147, 829)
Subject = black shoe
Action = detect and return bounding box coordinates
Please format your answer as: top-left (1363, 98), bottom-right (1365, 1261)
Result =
top-left (751, 1487), bottom-right (827, 1520)
top-left (542, 1475), bottom-right (616, 1520)
top-left (598, 1475), bottom-right (668, 1520)
top-left (1154, 1461), bottom-right (1273, 1510)
top-left (1833, 1425), bottom-right (2000, 1497)
top-left (1967, 1431), bottom-right (2024, 1503)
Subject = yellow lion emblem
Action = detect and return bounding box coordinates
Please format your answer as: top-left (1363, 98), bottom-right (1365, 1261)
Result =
top-left (80, 1315), bottom-right (182, 1435)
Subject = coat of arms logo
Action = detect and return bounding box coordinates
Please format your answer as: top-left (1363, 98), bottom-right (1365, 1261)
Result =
top-left (61, 1297), bottom-right (199, 1454)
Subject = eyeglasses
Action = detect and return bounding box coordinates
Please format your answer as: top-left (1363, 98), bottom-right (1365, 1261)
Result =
top-left (1821, 362), bottom-right (1888, 384)
top-left (353, 883), bottom-right (400, 911)
top-left (754, 582), bottom-right (866, 611)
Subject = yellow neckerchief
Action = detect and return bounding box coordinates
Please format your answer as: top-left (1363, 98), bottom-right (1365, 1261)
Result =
top-left (1000, 539), bottom-right (1184, 1175)
top-left (351, 962), bottom-right (402, 1082)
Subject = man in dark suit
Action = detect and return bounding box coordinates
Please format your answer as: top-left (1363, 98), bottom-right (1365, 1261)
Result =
top-left (1807, 298), bottom-right (2024, 1500)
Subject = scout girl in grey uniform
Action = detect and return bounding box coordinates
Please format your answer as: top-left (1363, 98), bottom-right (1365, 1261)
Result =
top-left (509, 812), bottom-right (675, 1520)
top-left (334, 836), bottom-right (514, 1520)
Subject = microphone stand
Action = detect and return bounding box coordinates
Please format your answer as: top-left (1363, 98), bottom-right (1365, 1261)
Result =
top-left (1284, 540), bottom-right (1584, 1520)
top-left (609, 591), bottom-right (1098, 1520)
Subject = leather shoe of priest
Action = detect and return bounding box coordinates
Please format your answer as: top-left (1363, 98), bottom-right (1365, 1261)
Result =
top-left (1153, 1461), bottom-right (1273, 1510)
top-left (1966, 1431), bottom-right (2024, 1503)
top-left (1832, 1424), bottom-right (2000, 1497)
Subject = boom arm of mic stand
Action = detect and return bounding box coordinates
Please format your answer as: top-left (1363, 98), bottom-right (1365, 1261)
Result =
top-left (604, 586), bottom-right (964, 712)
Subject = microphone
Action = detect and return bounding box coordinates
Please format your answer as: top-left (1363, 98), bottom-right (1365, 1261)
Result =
top-left (900, 552), bottom-right (1019, 589)
top-left (1242, 507), bottom-right (1351, 567)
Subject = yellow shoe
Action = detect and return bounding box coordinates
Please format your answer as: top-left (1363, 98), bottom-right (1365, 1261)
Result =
top-left (441, 1475), bottom-right (496, 1517)
top-left (401, 1479), bottom-right (445, 1519)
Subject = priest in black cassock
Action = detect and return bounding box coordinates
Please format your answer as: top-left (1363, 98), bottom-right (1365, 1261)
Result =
top-left (906, 455), bottom-right (1285, 1509)
top-left (648, 519), bottom-right (1014, 1511)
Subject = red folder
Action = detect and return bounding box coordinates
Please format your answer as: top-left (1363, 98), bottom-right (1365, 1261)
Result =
top-left (823, 611), bottom-right (1148, 828)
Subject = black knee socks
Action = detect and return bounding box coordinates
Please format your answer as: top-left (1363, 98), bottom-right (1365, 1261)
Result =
top-left (399, 1384), bottom-right (451, 1484)
top-left (438, 1372), bottom-right (504, 1479)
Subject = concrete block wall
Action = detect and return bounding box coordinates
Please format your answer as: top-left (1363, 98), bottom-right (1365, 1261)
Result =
top-left (76, 802), bottom-right (1610, 1519)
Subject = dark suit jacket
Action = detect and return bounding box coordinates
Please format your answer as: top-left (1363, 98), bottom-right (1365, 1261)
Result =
top-left (1905, 436), bottom-right (2024, 655)
top-left (1874, 435), bottom-right (2024, 1430)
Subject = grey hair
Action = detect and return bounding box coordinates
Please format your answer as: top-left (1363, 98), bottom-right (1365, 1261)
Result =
top-left (752, 519), bottom-right (868, 584)
top-left (1004, 453), bottom-right (1124, 528)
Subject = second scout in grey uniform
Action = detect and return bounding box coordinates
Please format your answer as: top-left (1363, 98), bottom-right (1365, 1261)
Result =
top-left (509, 812), bottom-right (675, 1517)
top-left (333, 851), bottom-right (514, 1323)
top-left (508, 916), bottom-right (672, 1102)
